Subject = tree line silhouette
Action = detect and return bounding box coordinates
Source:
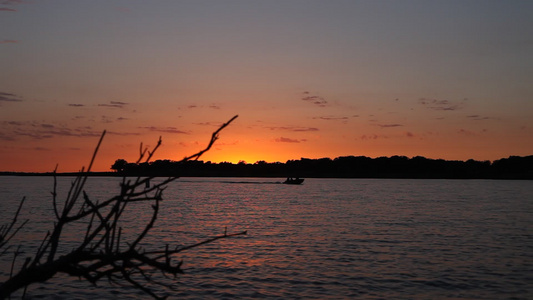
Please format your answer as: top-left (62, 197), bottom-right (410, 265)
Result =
top-left (110, 155), bottom-right (533, 179)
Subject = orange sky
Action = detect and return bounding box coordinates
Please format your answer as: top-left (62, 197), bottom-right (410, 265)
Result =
top-left (1, 1), bottom-right (532, 172)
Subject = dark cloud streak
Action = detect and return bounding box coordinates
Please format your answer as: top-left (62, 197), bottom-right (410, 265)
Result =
top-left (275, 137), bottom-right (306, 143)
top-left (360, 134), bottom-right (388, 140)
top-left (418, 98), bottom-right (467, 111)
top-left (1, 121), bottom-right (102, 140)
top-left (182, 104), bottom-right (221, 110)
top-left (107, 131), bottom-right (141, 136)
top-left (267, 126), bottom-right (319, 132)
top-left (377, 124), bottom-right (403, 128)
top-left (466, 115), bottom-right (494, 121)
top-left (193, 122), bottom-right (225, 127)
top-left (313, 116), bottom-right (349, 121)
top-left (0, 92), bottom-right (22, 102)
top-left (98, 101), bottom-right (129, 108)
top-left (302, 91), bottom-right (328, 107)
top-left (140, 126), bottom-right (189, 134)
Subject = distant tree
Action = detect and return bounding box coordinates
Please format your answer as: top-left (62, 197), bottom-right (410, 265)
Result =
top-left (0, 115), bottom-right (244, 299)
top-left (110, 158), bottom-right (127, 172)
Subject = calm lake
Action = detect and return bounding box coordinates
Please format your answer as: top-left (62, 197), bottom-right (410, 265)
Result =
top-left (0, 176), bottom-right (532, 299)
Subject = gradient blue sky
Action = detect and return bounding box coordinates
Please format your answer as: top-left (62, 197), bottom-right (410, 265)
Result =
top-left (1, 0), bottom-right (532, 172)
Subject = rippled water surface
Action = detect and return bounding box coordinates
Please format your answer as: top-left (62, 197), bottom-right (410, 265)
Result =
top-left (1, 177), bottom-right (532, 299)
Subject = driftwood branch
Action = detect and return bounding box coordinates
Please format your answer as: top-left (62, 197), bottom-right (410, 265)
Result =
top-left (0, 115), bottom-right (244, 299)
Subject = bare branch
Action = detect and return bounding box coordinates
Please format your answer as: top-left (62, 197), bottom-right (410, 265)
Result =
top-left (0, 197), bottom-right (28, 256)
top-left (0, 115), bottom-right (244, 299)
top-left (182, 114), bottom-right (238, 161)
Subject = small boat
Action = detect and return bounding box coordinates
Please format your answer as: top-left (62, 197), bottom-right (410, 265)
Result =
top-left (283, 177), bottom-right (304, 185)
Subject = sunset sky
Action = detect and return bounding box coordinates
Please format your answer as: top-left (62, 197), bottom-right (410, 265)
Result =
top-left (1, 0), bottom-right (532, 172)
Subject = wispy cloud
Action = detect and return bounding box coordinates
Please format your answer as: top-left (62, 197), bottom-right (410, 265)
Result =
top-left (7, 121), bottom-right (23, 125)
top-left (418, 98), bottom-right (467, 111)
top-left (179, 141), bottom-right (200, 147)
top-left (100, 116), bottom-right (114, 124)
top-left (466, 115), bottom-right (496, 121)
top-left (377, 124), bottom-right (403, 128)
top-left (107, 131), bottom-right (141, 136)
top-left (212, 140), bottom-right (238, 146)
top-left (275, 137), bottom-right (306, 143)
top-left (2, 121), bottom-right (102, 140)
top-left (312, 116), bottom-right (349, 121)
top-left (0, 92), bottom-right (22, 103)
top-left (302, 91), bottom-right (328, 107)
top-left (457, 128), bottom-right (477, 136)
top-left (183, 104), bottom-right (222, 110)
top-left (0, 40), bottom-right (18, 44)
top-left (193, 121), bottom-right (225, 127)
top-left (0, 0), bottom-right (22, 12)
top-left (140, 126), bottom-right (189, 134)
top-left (98, 101), bottom-right (129, 108)
top-left (266, 126), bottom-right (319, 132)
top-left (44, 129), bottom-right (101, 138)
top-left (360, 134), bottom-right (389, 140)
top-left (68, 103), bottom-right (85, 107)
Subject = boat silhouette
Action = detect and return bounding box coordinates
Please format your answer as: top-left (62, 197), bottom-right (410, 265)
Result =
top-left (283, 177), bottom-right (304, 185)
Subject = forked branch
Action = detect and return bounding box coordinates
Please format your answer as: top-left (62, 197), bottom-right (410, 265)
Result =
top-left (0, 115), bottom-right (245, 299)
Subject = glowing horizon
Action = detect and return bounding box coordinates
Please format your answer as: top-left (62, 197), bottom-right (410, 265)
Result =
top-left (1, 1), bottom-right (532, 172)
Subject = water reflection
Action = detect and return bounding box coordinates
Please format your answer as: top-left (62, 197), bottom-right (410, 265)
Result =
top-left (0, 177), bottom-right (531, 299)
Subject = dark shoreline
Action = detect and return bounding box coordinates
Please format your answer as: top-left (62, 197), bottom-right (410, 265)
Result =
top-left (2, 154), bottom-right (532, 180)
top-left (1, 173), bottom-right (531, 181)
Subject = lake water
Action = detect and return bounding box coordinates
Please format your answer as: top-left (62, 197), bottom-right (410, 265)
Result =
top-left (0, 176), bottom-right (531, 299)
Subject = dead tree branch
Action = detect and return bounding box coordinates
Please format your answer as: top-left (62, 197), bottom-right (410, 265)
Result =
top-left (0, 198), bottom-right (28, 257)
top-left (0, 115), bottom-right (244, 299)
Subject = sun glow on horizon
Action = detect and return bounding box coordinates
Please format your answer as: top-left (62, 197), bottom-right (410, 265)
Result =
top-left (1, 1), bottom-right (532, 172)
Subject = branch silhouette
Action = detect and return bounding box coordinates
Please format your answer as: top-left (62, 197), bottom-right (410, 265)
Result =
top-left (0, 115), bottom-right (244, 299)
